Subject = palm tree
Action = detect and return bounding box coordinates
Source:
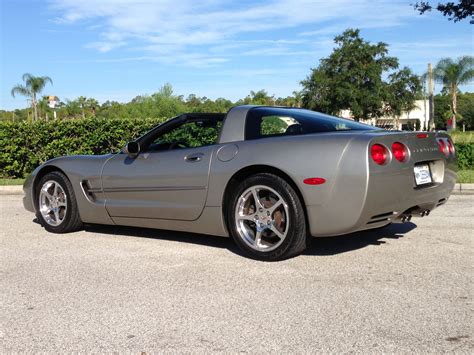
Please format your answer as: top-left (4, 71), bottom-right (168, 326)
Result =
top-left (38, 96), bottom-right (50, 120)
top-left (433, 56), bottom-right (474, 130)
top-left (11, 73), bottom-right (53, 121)
top-left (78, 96), bottom-right (87, 119)
top-left (86, 97), bottom-right (99, 116)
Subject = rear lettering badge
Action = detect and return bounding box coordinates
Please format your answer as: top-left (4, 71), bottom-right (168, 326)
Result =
top-left (413, 147), bottom-right (438, 153)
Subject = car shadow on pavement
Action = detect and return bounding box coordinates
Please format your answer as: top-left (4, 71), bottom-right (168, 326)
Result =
top-left (82, 221), bottom-right (417, 257)
top-left (304, 222), bottom-right (417, 256)
top-left (84, 223), bottom-right (243, 252)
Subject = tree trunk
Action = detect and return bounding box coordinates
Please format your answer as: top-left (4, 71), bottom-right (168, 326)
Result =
top-left (32, 93), bottom-right (38, 121)
top-left (451, 84), bottom-right (457, 130)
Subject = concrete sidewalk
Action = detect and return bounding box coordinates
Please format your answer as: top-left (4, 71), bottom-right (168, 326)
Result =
top-left (1, 183), bottom-right (473, 195)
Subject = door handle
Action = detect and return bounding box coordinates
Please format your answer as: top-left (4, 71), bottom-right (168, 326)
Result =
top-left (185, 153), bottom-right (204, 162)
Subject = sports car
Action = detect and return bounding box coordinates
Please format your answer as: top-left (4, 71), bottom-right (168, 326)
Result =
top-left (23, 105), bottom-right (457, 260)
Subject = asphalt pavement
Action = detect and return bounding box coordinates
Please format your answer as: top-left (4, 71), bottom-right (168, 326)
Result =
top-left (1, 194), bottom-right (472, 352)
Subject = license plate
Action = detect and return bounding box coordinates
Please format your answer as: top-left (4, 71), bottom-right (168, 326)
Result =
top-left (414, 164), bottom-right (432, 185)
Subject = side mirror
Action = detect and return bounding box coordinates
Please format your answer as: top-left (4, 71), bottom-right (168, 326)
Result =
top-left (123, 141), bottom-right (140, 158)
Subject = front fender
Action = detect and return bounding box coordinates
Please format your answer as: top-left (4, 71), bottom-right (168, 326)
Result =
top-left (23, 155), bottom-right (115, 225)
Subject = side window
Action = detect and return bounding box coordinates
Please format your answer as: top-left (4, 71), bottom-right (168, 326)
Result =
top-left (260, 116), bottom-right (301, 136)
top-left (149, 120), bottom-right (222, 151)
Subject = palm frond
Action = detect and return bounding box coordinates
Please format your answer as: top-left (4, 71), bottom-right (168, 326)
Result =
top-left (434, 58), bottom-right (454, 71)
top-left (21, 73), bottom-right (34, 81)
top-left (41, 76), bottom-right (53, 86)
top-left (10, 85), bottom-right (31, 98)
top-left (457, 55), bottom-right (474, 70)
top-left (458, 68), bottom-right (474, 85)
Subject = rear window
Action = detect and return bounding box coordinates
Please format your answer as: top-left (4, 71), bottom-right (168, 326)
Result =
top-left (245, 107), bottom-right (377, 140)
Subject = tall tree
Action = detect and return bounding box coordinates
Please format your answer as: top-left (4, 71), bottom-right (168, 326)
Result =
top-left (432, 56), bottom-right (474, 130)
top-left (386, 68), bottom-right (421, 128)
top-left (11, 73), bottom-right (53, 121)
top-left (414, 1), bottom-right (473, 23)
top-left (301, 29), bottom-right (420, 122)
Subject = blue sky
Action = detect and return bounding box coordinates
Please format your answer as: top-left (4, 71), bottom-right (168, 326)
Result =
top-left (1, 0), bottom-right (473, 110)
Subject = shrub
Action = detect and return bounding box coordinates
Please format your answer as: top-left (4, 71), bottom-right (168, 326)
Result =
top-left (0, 118), bottom-right (166, 178)
top-left (454, 143), bottom-right (473, 170)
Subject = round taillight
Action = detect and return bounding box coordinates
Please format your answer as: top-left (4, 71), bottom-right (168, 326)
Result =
top-left (437, 139), bottom-right (448, 156)
top-left (447, 140), bottom-right (455, 155)
top-left (371, 144), bottom-right (388, 165)
top-left (391, 142), bottom-right (407, 162)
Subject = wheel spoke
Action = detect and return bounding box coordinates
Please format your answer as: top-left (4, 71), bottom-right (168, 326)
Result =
top-left (251, 188), bottom-right (263, 209)
top-left (270, 225), bottom-right (285, 240)
top-left (41, 187), bottom-right (53, 201)
top-left (53, 182), bottom-right (59, 198)
top-left (238, 214), bottom-right (255, 222)
top-left (58, 201), bottom-right (67, 207)
top-left (54, 209), bottom-right (60, 222)
top-left (268, 199), bottom-right (283, 214)
top-left (254, 230), bottom-right (262, 247)
top-left (43, 207), bottom-right (53, 215)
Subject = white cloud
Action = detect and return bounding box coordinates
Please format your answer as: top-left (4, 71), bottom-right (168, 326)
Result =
top-left (49, 0), bottom-right (415, 66)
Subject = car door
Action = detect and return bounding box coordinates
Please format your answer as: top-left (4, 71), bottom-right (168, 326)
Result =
top-left (101, 119), bottom-right (218, 221)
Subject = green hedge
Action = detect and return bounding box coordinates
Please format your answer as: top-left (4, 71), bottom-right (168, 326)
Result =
top-left (455, 143), bottom-right (473, 170)
top-left (0, 118), bottom-right (166, 178)
top-left (0, 119), bottom-right (473, 178)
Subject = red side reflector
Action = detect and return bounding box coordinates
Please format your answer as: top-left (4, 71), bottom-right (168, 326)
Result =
top-left (304, 177), bottom-right (326, 185)
top-left (417, 133), bottom-right (428, 138)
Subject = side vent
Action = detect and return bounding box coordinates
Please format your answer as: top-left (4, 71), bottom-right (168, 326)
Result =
top-left (81, 180), bottom-right (96, 202)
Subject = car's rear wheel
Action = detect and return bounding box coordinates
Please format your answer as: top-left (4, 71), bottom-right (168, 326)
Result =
top-left (228, 173), bottom-right (307, 261)
top-left (35, 171), bottom-right (83, 233)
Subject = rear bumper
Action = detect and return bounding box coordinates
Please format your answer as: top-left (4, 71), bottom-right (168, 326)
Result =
top-left (307, 161), bottom-right (456, 237)
top-left (356, 160), bottom-right (456, 229)
top-left (356, 172), bottom-right (455, 231)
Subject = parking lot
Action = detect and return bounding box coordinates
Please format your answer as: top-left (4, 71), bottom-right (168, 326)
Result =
top-left (1, 194), bottom-right (472, 352)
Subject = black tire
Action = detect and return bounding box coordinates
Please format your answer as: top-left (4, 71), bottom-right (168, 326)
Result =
top-left (35, 171), bottom-right (83, 233)
top-left (227, 173), bottom-right (307, 261)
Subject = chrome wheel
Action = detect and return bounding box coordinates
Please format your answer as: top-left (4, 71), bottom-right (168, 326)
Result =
top-left (234, 185), bottom-right (290, 252)
top-left (39, 180), bottom-right (67, 227)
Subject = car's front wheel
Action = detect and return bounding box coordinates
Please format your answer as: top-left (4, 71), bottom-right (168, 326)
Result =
top-left (35, 171), bottom-right (83, 233)
top-left (228, 173), bottom-right (307, 261)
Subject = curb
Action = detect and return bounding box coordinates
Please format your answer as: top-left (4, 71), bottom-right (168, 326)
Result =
top-left (452, 183), bottom-right (474, 195)
top-left (1, 184), bottom-right (473, 196)
top-left (0, 185), bottom-right (23, 195)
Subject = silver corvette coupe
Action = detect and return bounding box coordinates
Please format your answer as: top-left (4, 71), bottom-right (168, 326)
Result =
top-left (23, 106), bottom-right (457, 260)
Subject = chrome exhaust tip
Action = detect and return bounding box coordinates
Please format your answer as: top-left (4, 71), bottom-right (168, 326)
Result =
top-left (398, 214), bottom-right (412, 223)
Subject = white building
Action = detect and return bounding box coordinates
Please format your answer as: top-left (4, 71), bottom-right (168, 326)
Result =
top-left (340, 100), bottom-right (430, 130)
